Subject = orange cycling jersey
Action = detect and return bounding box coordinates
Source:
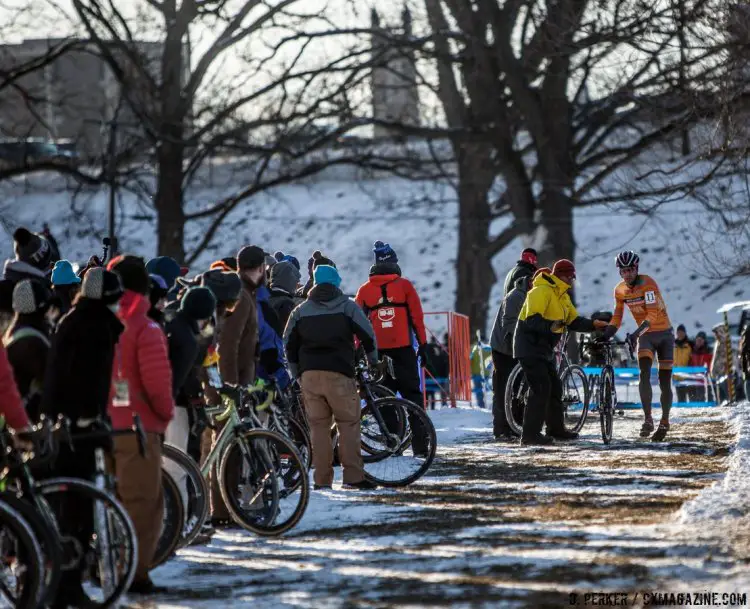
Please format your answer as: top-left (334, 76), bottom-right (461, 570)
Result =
top-left (610, 274), bottom-right (671, 333)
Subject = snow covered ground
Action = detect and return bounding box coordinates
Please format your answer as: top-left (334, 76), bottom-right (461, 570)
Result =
top-left (1, 168), bottom-right (747, 337)
top-left (121, 403), bottom-right (750, 608)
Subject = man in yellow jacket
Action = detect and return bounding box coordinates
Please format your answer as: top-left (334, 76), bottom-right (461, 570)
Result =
top-left (513, 259), bottom-right (608, 445)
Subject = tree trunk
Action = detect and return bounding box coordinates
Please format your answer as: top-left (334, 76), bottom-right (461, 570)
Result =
top-left (155, 144), bottom-right (186, 261)
top-left (454, 146), bottom-right (495, 335)
top-left (539, 189), bottom-right (575, 263)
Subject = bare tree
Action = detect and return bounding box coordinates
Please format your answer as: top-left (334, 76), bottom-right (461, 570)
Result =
top-left (413, 0), bottom-right (742, 331)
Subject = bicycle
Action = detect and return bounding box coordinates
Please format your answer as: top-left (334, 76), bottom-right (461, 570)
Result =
top-left (504, 332), bottom-right (590, 437)
top-left (0, 498), bottom-right (43, 609)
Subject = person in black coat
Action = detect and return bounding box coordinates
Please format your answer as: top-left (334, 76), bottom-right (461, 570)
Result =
top-left (40, 267), bottom-right (125, 609)
top-left (503, 248), bottom-right (538, 295)
top-left (164, 287), bottom-right (216, 455)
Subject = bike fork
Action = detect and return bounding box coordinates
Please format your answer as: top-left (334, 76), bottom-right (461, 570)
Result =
top-left (93, 449), bottom-right (115, 599)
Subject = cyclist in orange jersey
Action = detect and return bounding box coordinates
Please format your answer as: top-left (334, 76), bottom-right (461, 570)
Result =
top-left (600, 251), bottom-right (674, 441)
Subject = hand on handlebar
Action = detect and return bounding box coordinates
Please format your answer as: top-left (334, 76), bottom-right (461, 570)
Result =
top-left (550, 320), bottom-right (565, 333)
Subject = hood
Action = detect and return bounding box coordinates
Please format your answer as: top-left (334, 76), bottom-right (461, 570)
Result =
top-left (515, 260), bottom-right (537, 273)
top-left (532, 272), bottom-right (570, 295)
top-left (270, 261), bottom-right (301, 295)
top-left (369, 262), bottom-right (402, 277)
top-left (309, 283), bottom-right (346, 305)
top-left (366, 272), bottom-right (401, 287)
top-left (118, 290), bottom-right (150, 322)
top-left (3, 259), bottom-right (47, 282)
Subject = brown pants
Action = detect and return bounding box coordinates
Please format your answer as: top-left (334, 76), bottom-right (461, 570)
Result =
top-left (113, 433), bottom-right (163, 582)
top-left (301, 370), bottom-right (364, 486)
top-left (200, 423), bottom-right (230, 520)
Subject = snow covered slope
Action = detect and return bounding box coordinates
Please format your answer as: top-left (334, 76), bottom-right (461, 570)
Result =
top-left (0, 167), bottom-right (745, 336)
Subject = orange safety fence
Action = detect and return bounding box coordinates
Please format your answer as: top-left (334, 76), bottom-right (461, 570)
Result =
top-left (421, 312), bottom-right (472, 407)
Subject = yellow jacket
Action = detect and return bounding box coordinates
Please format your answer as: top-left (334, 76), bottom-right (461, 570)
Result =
top-left (673, 340), bottom-right (692, 368)
top-left (514, 272), bottom-right (594, 360)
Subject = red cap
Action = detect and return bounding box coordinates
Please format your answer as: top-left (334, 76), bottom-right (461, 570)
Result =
top-left (521, 250), bottom-right (538, 266)
top-left (552, 259), bottom-right (576, 278)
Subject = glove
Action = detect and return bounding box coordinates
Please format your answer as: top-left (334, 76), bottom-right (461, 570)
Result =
top-left (259, 348), bottom-right (283, 374)
top-left (601, 325), bottom-right (617, 340)
top-left (593, 320), bottom-right (609, 330)
top-left (550, 320), bottom-right (565, 333)
top-left (625, 332), bottom-right (638, 352)
top-left (417, 344), bottom-right (430, 369)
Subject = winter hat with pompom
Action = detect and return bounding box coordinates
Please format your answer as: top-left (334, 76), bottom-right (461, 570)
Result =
top-left (373, 240), bottom-right (398, 264)
top-left (81, 267), bottom-right (124, 305)
top-left (275, 251), bottom-right (301, 271)
top-left (12, 279), bottom-right (51, 314)
top-left (13, 227), bottom-right (52, 271)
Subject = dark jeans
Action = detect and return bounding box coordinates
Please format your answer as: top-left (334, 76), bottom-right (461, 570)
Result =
top-left (381, 346), bottom-right (428, 453)
top-left (492, 350), bottom-right (517, 437)
top-left (518, 357), bottom-right (565, 438)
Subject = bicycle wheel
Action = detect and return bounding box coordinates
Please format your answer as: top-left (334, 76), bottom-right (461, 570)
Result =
top-left (362, 398), bottom-right (437, 487)
top-left (219, 429), bottom-right (309, 537)
top-left (162, 444), bottom-right (210, 549)
top-left (0, 500), bottom-right (43, 609)
top-left (152, 468), bottom-right (185, 568)
top-left (0, 491), bottom-right (62, 607)
top-left (504, 363), bottom-right (527, 437)
top-left (35, 477), bottom-right (137, 608)
top-left (600, 366), bottom-right (615, 444)
top-left (360, 399), bottom-right (407, 462)
top-left (560, 364), bottom-right (590, 433)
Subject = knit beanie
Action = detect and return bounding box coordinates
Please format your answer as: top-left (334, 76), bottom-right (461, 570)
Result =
top-left (270, 260), bottom-right (301, 294)
top-left (311, 250), bottom-right (336, 269)
top-left (313, 265), bottom-right (342, 288)
top-left (107, 255), bottom-right (150, 295)
top-left (552, 259), bottom-right (576, 278)
top-left (200, 270), bottom-right (242, 304)
top-left (179, 287), bottom-right (216, 321)
top-left (12, 279), bottom-right (51, 314)
top-left (275, 251), bottom-right (301, 271)
top-left (237, 246), bottom-right (266, 270)
top-left (13, 227), bottom-right (52, 270)
top-left (81, 267), bottom-right (124, 305)
top-left (146, 256), bottom-right (183, 289)
top-left (51, 260), bottom-right (81, 286)
top-left (373, 240), bottom-right (398, 264)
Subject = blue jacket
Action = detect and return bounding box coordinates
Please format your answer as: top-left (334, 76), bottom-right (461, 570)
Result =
top-left (256, 285), bottom-right (290, 388)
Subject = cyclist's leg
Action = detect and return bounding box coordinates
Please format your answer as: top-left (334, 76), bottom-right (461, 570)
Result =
top-left (652, 332), bottom-right (675, 441)
top-left (637, 333), bottom-right (656, 437)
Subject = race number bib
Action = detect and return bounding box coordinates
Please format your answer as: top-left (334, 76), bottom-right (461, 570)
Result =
top-left (112, 380), bottom-right (130, 408)
top-left (644, 291), bottom-right (656, 305)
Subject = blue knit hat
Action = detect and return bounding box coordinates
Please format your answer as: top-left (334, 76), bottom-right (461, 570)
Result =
top-left (313, 264), bottom-right (341, 288)
top-left (373, 240), bottom-right (398, 264)
top-left (51, 260), bottom-right (81, 286)
top-left (146, 256), bottom-right (182, 289)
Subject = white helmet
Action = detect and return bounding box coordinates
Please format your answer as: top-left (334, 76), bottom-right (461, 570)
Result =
top-left (615, 251), bottom-right (639, 269)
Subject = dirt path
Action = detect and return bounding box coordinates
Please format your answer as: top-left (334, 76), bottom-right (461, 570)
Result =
top-left (129, 407), bottom-right (746, 609)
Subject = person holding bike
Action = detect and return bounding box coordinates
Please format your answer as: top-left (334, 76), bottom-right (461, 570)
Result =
top-left (284, 263), bottom-right (379, 490)
top-left (600, 251), bottom-right (674, 441)
top-left (514, 260), bottom-right (608, 445)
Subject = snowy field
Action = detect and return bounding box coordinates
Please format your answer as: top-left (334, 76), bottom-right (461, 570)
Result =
top-left (120, 404), bottom-right (750, 609)
top-left (1, 168), bottom-right (746, 337)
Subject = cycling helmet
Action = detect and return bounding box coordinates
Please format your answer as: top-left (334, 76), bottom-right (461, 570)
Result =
top-left (615, 251), bottom-right (640, 269)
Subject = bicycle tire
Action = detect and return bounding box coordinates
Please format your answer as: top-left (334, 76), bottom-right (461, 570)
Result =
top-left (285, 417), bottom-right (312, 472)
top-left (152, 468), bottom-right (185, 568)
top-left (600, 366), bottom-right (615, 444)
top-left (162, 444), bottom-right (210, 549)
top-left (0, 499), bottom-right (43, 609)
top-left (220, 428), bottom-right (309, 536)
top-left (560, 364), bottom-right (590, 433)
top-left (35, 477), bottom-right (137, 609)
top-left (360, 399), bottom-right (407, 462)
top-left (0, 491), bottom-right (63, 607)
top-left (362, 398), bottom-right (437, 487)
top-left (504, 363), bottom-right (526, 437)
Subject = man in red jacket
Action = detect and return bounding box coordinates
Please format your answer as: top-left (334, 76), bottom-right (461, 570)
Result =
top-left (355, 241), bottom-right (430, 453)
top-left (107, 255), bottom-right (174, 595)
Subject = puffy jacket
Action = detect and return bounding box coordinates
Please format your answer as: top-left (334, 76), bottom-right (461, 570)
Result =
top-left (690, 346), bottom-right (712, 369)
top-left (513, 272), bottom-right (596, 361)
top-left (355, 263), bottom-right (427, 350)
top-left (490, 276), bottom-right (529, 355)
top-left (0, 342), bottom-right (29, 429)
top-left (108, 290), bottom-right (174, 433)
top-left (674, 338), bottom-right (693, 368)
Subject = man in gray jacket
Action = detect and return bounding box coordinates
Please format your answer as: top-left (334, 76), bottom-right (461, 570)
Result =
top-left (490, 274), bottom-right (531, 440)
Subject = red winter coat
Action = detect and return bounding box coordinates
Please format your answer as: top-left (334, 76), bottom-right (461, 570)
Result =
top-left (355, 272), bottom-right (427, 350)
top-left (0, 343), bottom-right (29, 430)
top-left (108, 291), bottom-right (174, 433)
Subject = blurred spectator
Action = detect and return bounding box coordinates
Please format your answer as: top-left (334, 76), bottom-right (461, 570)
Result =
top-left (503, 248), bottom-right (538, 296)
top-left (673, 324), bottom-right (693, 403)
top-left (423, 336), bottom-right (443, 410)
top-left (470, 336), bottom-right (491, 409)
top-left (437, 333), bottom-right (451, 407)
top-left (740, 321), bottom-right (750, 402)
top-left (710, 324), bottom-right (740, 403)
top-left (690, 331), bottom-right (712, 368)
top-left (50, 260), bottom-right (81, 319)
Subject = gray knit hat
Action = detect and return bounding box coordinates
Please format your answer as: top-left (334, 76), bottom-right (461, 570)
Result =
top-left (12, 279), bottom-right (51, 314)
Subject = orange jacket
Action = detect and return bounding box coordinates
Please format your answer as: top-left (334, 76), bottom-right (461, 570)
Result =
top-left (355, 273), bottom-right (427, 350)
